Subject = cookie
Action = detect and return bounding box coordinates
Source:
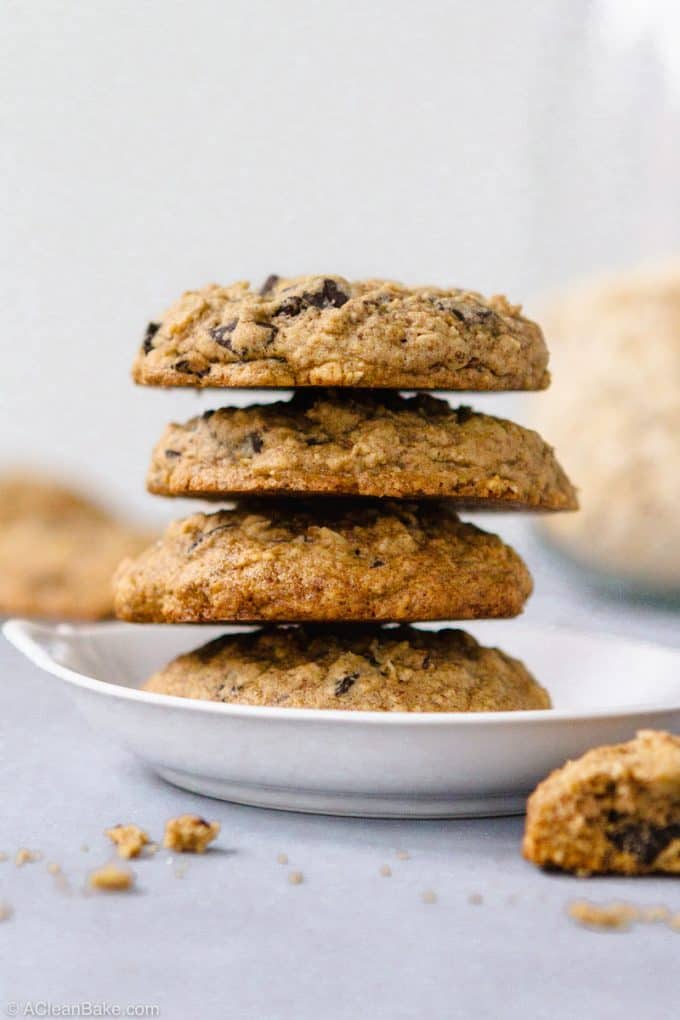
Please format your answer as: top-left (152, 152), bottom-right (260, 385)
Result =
top-left (148, 391), bottom-right (577, 510)
top-left (143, 624), bottom-right (551, 712)
top-left (0, 473), bottom-right (151, 620)
top-left (114, 500), bottom-right (532, 623)
top-left (523, 730), bottom-right (680, 876)
top-left (133, 275), bottom-right (550, 390)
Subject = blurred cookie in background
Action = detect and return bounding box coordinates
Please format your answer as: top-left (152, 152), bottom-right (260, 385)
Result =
top-left (532, 264), bottom-right (680, 598)
top-left (0, 472), bottom-right (152, 620)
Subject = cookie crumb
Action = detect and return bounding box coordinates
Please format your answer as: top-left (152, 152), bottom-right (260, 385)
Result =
top-left (288, 871), bottom-right (304, 886)
top-left (668, 913), bottom-right (680, 932)
top-left (0, 852), bottom-right (7, 862)
top-left (568, 900), bottom-right (639, 931)
top-left (163, 814), bottom-right (220, 853)
top-left (421, 889), bottom-right (437, 904)
top-left (145, 842), bottom-right (159, 856)
top-left (277, 853), bottom-right (288, 865)
top-left (395, 850), bottom-right (410, 861)
top-left (468, 893), bottom-right (483, 906)
top-left (379, 864), bottom-right (392, 877)
top-left (0, 902), bottom-right (12, 921)
top-left (46, 862), bottom-right (61, 875)
top-left (15, 848), bottom-right (40, 867)
top-left (88, 863), bottom-right (134, 892)
top-left (641, 905), bottom-right (671, 924)
top-left (105, 823), bottom-right (150, 859)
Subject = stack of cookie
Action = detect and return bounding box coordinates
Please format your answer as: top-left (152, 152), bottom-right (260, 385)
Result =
top-left (114, 275), bottom-right (576, 712)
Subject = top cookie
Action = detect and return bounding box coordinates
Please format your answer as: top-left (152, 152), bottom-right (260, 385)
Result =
top-left (133, 275), bottom-right (550, 390)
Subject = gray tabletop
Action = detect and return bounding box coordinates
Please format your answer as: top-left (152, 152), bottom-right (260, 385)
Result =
top-left (1, 524), bottom-right (679, 1020)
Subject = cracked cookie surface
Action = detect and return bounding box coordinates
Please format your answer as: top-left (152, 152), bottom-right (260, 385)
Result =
top-left (523, 730), bottom-right (680, 875)
top-left (143, 624), bottom-right (550, 712)
top-left (0, 473), bottom-right (150, 620)
top-left (133, 275), bottom-right (550, 390)
top-left (114, 500), bottom-right (532, 623)
top-left (148, 391), bottom-right (576, 509)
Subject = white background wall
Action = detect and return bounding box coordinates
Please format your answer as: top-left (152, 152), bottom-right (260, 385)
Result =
top-left (2, 0), bottom-right (679, 521)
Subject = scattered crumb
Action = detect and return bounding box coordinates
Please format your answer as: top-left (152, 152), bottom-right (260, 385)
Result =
top-left (163, 815), bottom-right (220, 853)
top-left (0, 852), bottom-right (7, 862)
top-left (145, 842), bottom-right (159, 856)
top-left (54, 873), bottom-right (71, 894)
top-left (88, 863), bottom-right (134, 892)
top-left (395, 851), bottom-right (410, 861)
top-left (288, 871), bottom-right (304, 886)
top-left (641, 905), bottom-right (671, 924)
top-left (0, 902), bottom-right (12, 921)
top-left (669, 913), bottom-right (680, 932)
top-left (379, 864), bottom-right (392, 878)
top-left (105, 823), bottom-right (150, 860)
top-left (15, 848), bottom-right (41, 867)
top-left (568, 900), bottom-right (640, 931)
top-left (468, 893), bottom-right (483, 906)
top-left (277, 853), bottom-right (289, 865)
top-left (46, 862), bottom-right (61, 875)
top-left (421, 889), bottom-right (437, 904)
top-left (80, 843), bottom-right (89, 853)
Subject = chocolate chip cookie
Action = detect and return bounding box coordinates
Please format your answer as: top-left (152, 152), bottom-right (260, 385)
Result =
top-left (523, 730), bottom-right (680, 876)
top-left (0, 473), bottom-right (150, 620)
top-left (148, 391), bottom-right (577, 509)
top-left (133, 275), bottom-right (550, 390)
top-left (143, 624), bottom-right (550, 712)
top-left (114, 500), bottom-right (532, 623)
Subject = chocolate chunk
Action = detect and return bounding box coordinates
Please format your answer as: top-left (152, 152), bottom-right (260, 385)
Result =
top-left (202, 409), bottom-right (215, 420)
top-left (173, 359), bottom-right (209, 377)
top-left (334, 672), bottom-right (359, 696)
top-left (259, 274), bottom-right (280, 296)
top-left (371, 559), bottom-right (385, 568)
top-left (209, 320), bottom-right (238, 350)
top-left (142, 321), bottom-right (160, 354)
top-left (164, 449), bottom-right (182, 459)
top-left (305, 437), bottom-right (325, 447)
top-left (244, 431), bottom-right (263, 454)
top-left (608, 821), bottom-right (680, 866)
top-left (433, 299), bottom-right (494, 325)
top-left (187, 523), bottom-right (234, 554)
top-left (455, 406), bottom-right (474, 424)
top-left (274, 278), bottom-right (350, 318)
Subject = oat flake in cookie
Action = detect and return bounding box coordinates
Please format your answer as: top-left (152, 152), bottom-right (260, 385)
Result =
top-left (143, 625), bottom-right (551, 712)
top-left (147, 391), bottom-right (577, 509)
top-left (113, 500), bottom-right (533, 623)
top-left (133, 275), bottom-right (550, 390)
top-left (523, 730), bottom-right (680, 876)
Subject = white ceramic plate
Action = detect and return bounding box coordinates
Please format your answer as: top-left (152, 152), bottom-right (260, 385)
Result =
top-left (4, 619), bottom-right (680, 818)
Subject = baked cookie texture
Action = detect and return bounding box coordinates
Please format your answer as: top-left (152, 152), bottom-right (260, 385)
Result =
top-left (148, 391), bottom-right (577, 510)
top-left (0, 473), bottom-right (150, 620)
top-left (523, 730), bottom-right (680, 876)
top-left (133, 275), bottom-right (550, 390)
top-left (114, 500), bottom-right (533, 623)
top-left (143, 625), bottom-right (551, 712)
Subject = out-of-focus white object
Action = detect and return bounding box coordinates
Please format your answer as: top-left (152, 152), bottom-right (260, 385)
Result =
top-left (535, 264), bottom-right (680, 595)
